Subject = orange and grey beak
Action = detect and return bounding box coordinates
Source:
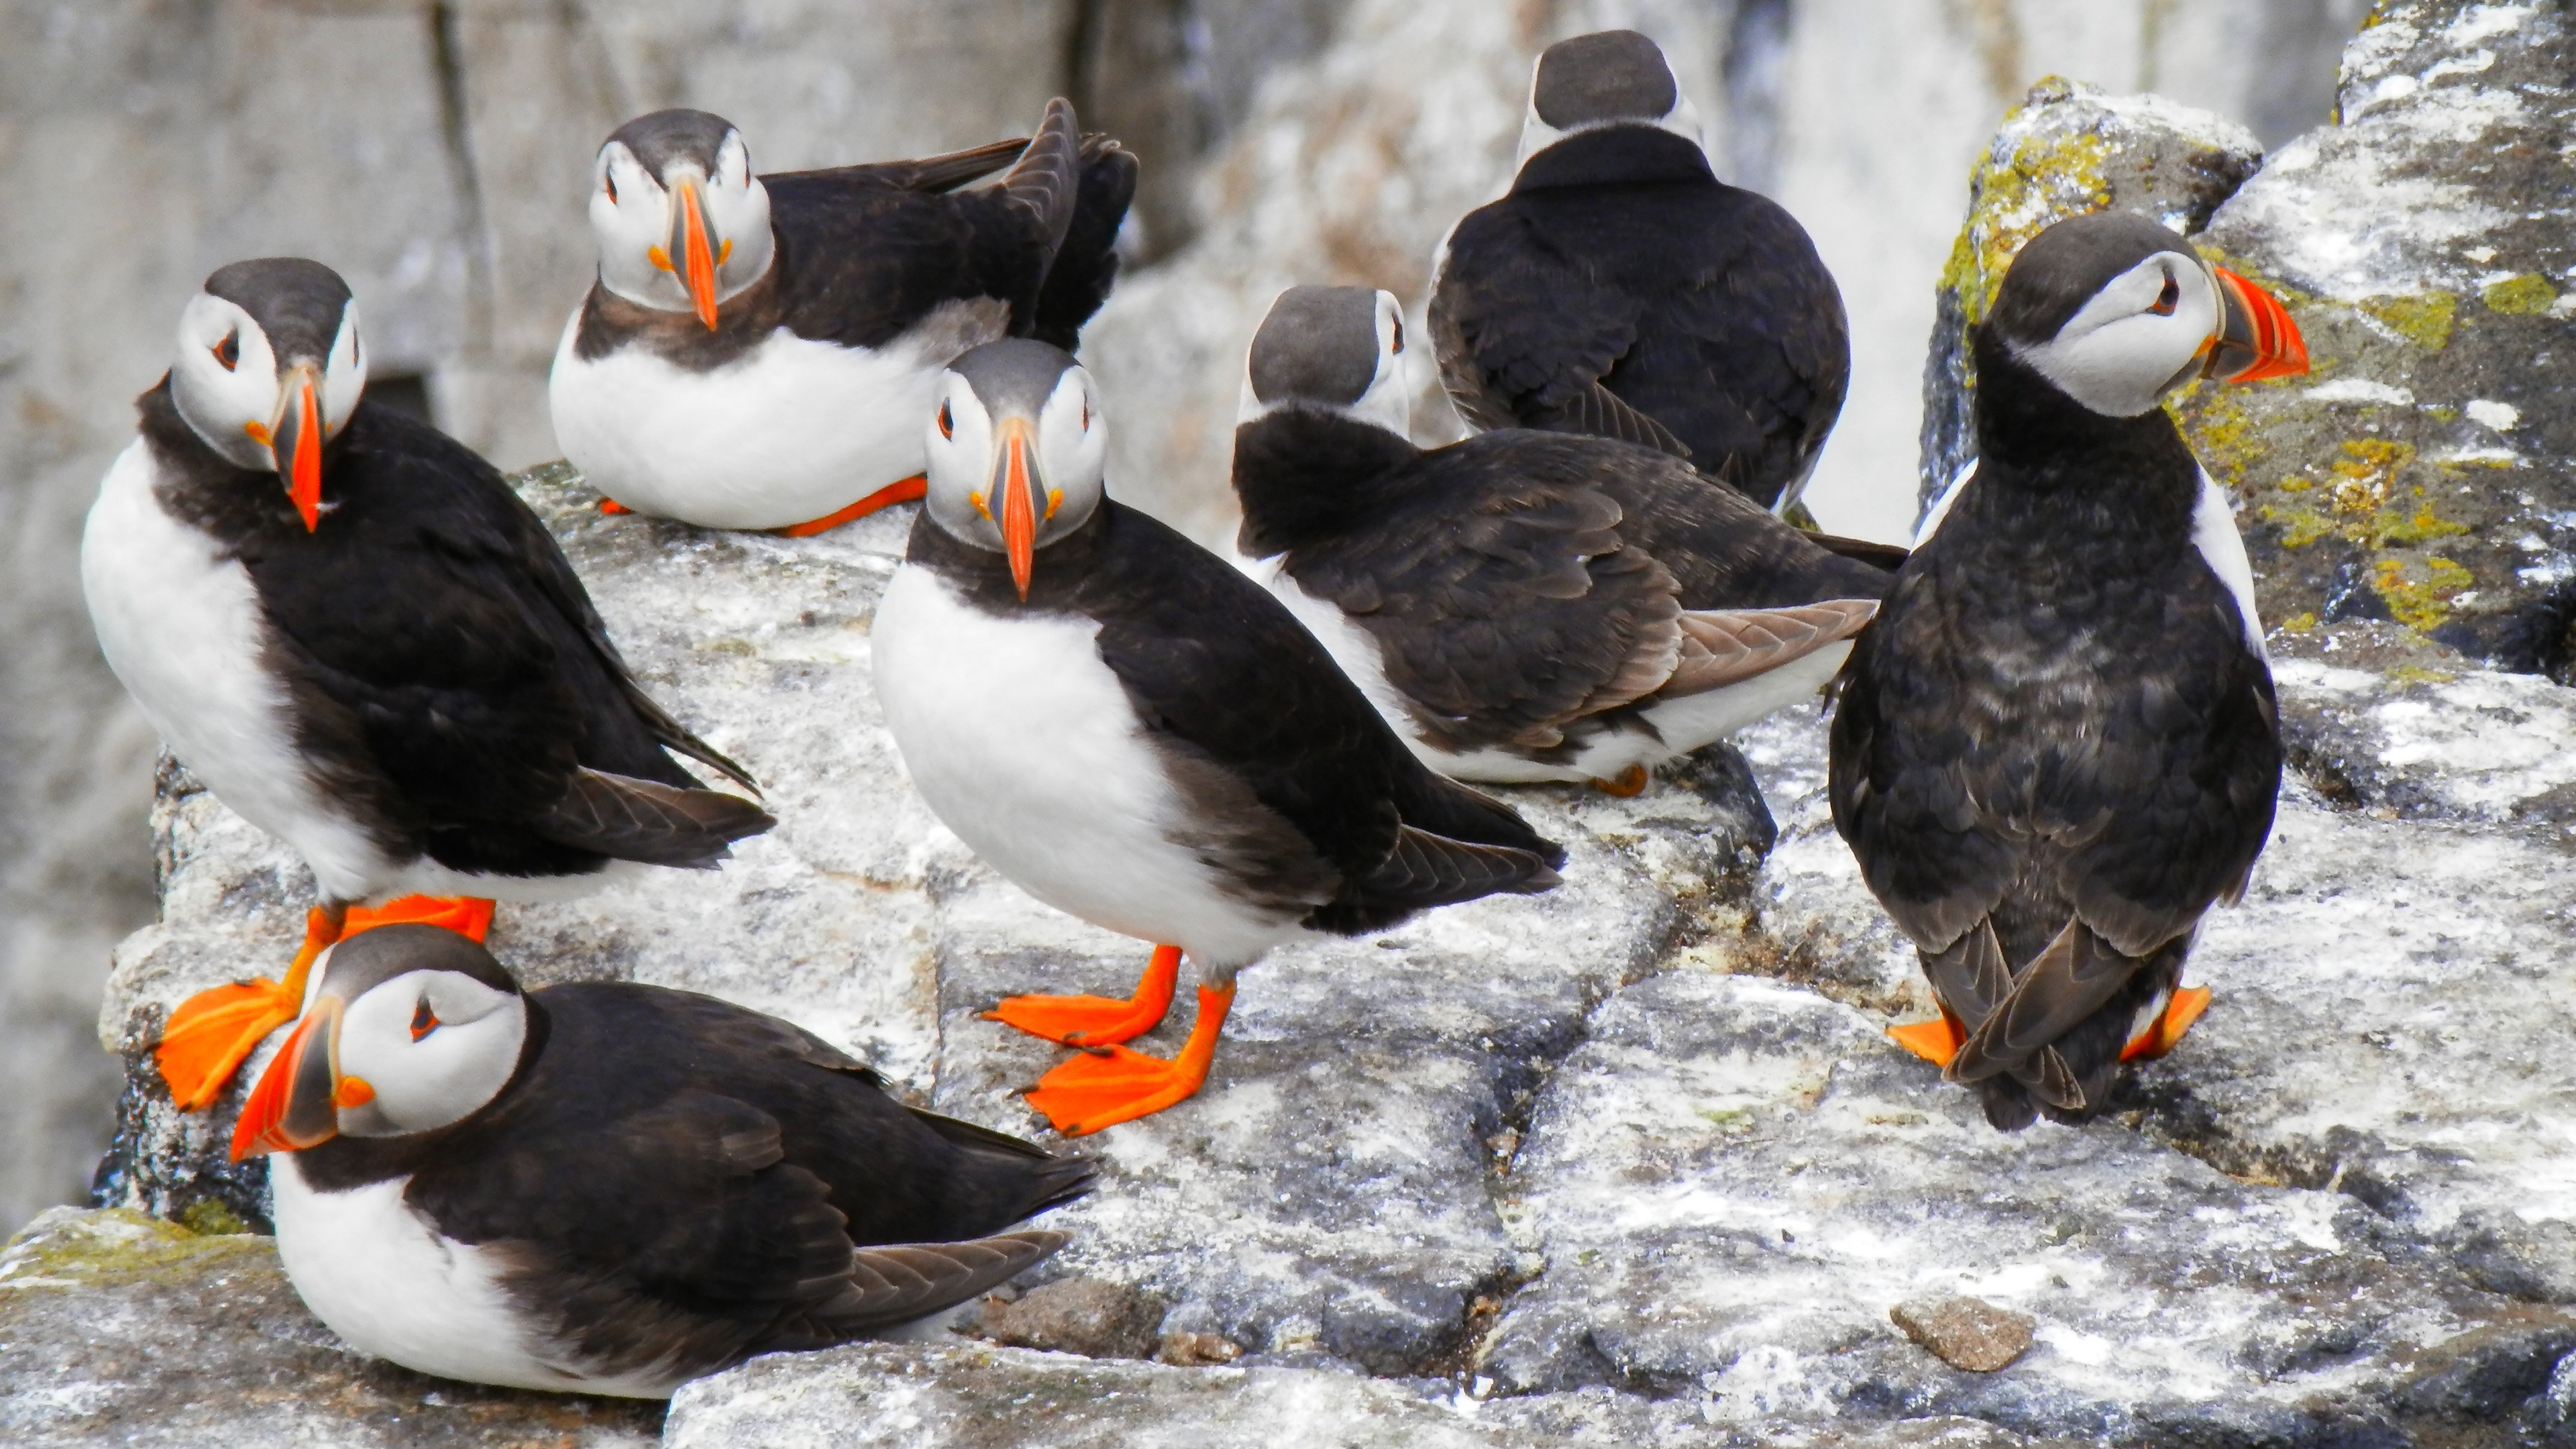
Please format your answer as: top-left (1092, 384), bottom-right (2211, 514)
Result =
top-left (230, 995), bottom-right (352, 1161)
top-left (258, 362), bottom-right (326, 531)
top-left (2204, 267), bottom-right (2308, 383)
top-left (664, 174), bottom-right (722, 331)
top-left (993, 416), bottom-right (1040, 600)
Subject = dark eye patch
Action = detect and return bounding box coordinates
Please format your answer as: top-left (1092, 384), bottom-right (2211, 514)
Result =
top-left (2150, 274), bottom-right (2181, 316)
top-left (411, 998), bottom-right (439, 1041)
top-left (213, 333), bottom-right (239, 370)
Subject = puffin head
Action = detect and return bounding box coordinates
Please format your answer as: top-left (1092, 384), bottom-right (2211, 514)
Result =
top-left (589, 108), bottom-right (775, 329)
top-left (230, 925), bottom-right (531, 1160)
top-left (169, 258), bottom-right (366, 532)
top-left (922, 339), bottom-right (1108, 601)
top-left (1238, 285), bottom-right (1411, 437)
top-left (1515, 29), bottom-right (1704, 169)
top-left (1985, 211), bottom-right (2308, 417)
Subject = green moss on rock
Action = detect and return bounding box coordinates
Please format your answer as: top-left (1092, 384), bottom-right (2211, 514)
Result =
top-left (2480, 272), bottom-right (2558, 315)
top-left (0, 1206), bottom-right (272, 1291)
top-left (2361, 292), bottom-right (2458, 349)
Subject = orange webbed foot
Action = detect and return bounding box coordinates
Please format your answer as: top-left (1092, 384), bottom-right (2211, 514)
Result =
top-left (344, 894), bottom-right (494, 942)
top-left (1887, 1008), bottom-right (1968, 1068)
top-left (1591, 764), bottom-right (1650, 797)
top-left (985, 945), bottom-right (1180, 1047)
top-left (598, 498), bottom-right (634, 515)
top-left (776, 475), bottom-right (928, 537)
top-left (157, 904), bottom-right (345, 1111)
top-left (1024, 984), bottom-right (1234, 1136)
top-left (2121, 985), bottom-right (2211, 1062)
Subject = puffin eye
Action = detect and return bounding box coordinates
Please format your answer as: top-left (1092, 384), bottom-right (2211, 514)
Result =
top-left (212, 333), bottom-right (239, 371)
top-left (605, 174), bottom-right (619, 204)
top-left (2150, 274), bottom-right (2181, 317)
top-left (410, 998), bottom-right (439, 1041)
top-left (938, 401), bottom-right (954, 439)
top-left (1391, 317), bottom-right (1405, 354)
top-left (1081, 398), bottom-right (1091, 431)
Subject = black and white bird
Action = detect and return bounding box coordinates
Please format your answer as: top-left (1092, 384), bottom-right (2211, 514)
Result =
top-left (82, 258), bottom-right (773, 1114)
top-left (230, 924), bottom-right (1088, 1397)
top-left (1829, 211), bottom-right (2304, 1130)
top-left (1232, 285), bottom-right (1888, 796)
top-left (871, 339), bottom-right (1565, 1134)
top-left (550, 98), bottom-right (1136, 535)
top-left (1429, 28), bottom-right (1849, 514)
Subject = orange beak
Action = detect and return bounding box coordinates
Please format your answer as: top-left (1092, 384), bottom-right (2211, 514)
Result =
top-left (2204, 267), bottom-right (2308, 383)
top-left (267, 364), bottom-right (325, 531)
top-left (229, 996), bottom-right (344, 1161)
top-left (671, 176), bottom-right (721, 331)
top-left (995, 417), bottom-right (1038, 600)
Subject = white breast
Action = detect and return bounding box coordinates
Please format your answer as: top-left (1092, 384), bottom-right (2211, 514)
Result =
top-left (548, 298), bottom-right (1008, 530)
top-left (80, 441), bottom-right (390, 902)
top-left (2190, 468), bottom-right (2267, 658)
top-left (871, 564), bottom-right (1305, 971)
top-left (270, 1157), bottom-right (678, 1398)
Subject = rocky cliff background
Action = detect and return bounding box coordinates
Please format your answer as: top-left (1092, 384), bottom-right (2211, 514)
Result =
top-left (0, 0), bottom-right (2363, 1232)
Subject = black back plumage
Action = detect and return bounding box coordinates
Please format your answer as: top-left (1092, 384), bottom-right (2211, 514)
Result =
top-left (1432, 127), bottom-right (1847, 509)
top-left (137, 382), bottom-right (769, 879)
top-left (908, 499), bottom-right (1564, 932)
top-left (296, 977), bottom-right (1089, 1379)
top-left (1827, 335), bottom-right (2279, 1130)
top-left (1235, 411), bottom-right (1888, 759)
top-left (574, 105), bottom-right (1136, 369)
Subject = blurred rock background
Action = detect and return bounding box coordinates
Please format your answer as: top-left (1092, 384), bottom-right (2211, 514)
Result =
top-left (1, 0), bottom-right (2363, 1232)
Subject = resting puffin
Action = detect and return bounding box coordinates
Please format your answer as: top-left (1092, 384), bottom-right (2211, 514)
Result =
top-left (1232, 285), bottom-right (1886, 796)
top-left (1428, 29), bottom-right (1848, 514)
top-left (871, 339), bottom-right (1565, 1135)
top-left (82, 258), bottom-right (773, 1114)
top-left (230, 924), bottom-right (1089, 1397)
top-left (550, 97), bottom-right (1137, 535)
top-left (1828, 211), bottom-right (2302, 1130)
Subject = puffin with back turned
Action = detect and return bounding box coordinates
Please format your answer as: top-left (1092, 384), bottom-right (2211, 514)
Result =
top-left (1430, 29), bottom-right (1849, 515)
top-left (82, 258), bottom-right (773, 1115)
top-left (551, 97), bottom-right (1137, 535)
top-left (231, 924), bottom-right (1089, 1397)
top-left (1231, 284), bottom-right (1887, 796)
top-left (871, 339), bottom-right (1565, 1135)
top-left (1829, 211), bottom-right (2303, 1130)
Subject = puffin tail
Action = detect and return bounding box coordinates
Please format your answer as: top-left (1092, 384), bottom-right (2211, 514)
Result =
top-left (1029, 132), bottom-right (1138, 350)
top-left (533, 768), bottom-right (775, 868)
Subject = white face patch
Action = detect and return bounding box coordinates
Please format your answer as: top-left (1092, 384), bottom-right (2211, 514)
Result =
top-left (2009, 251), bottom-right (2221, 417)
top-left (1233, 288), bottom-right (1413, 437)
top-left (331, 967), bottom-right (526, 1137)
top-left (923, 361), bottom-right (1109, 555)
top-left (169, 292), bottom-right (368, 472)
top-left (589, 133), bottom-right (775, 314)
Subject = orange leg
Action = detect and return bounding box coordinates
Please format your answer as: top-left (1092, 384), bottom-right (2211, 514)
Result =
top-left (154, 895), bottom-right (495, 1111)
top-left (777, 475), bottom-right (929, 538)
top-left (1024, 983), bottom-right (1235, 1136)
top-left (1886, 1004), bottom-right (1969, 1068)
top-left (985, 945), bottom-right (1181, 1048)
top-left (598, 498), bottom-right (633, 515)
top-left (1591, 764), bottom-right (1650, 797)
top-left (2121, 985), bottom-right (2212, 1062)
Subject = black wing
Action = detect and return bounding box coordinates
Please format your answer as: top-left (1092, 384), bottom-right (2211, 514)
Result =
top-left (1431, 131), bottom-right (1849, 508)
top-left (239, 404), bottom-right (765, 868)
top-left (396, 983), bottom-right (1088, 1377)
top-left (1029, 133), bottom-right (1140, 351)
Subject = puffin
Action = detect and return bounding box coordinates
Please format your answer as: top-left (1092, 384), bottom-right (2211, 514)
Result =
top-left (1429, 28), bottom-right (1848, 515)
top-left (1232, 284), bottom-right (1888, 796)
top-left (231, 924), bottom-right (1089, 1397)
top-left (81, 258), bottom-right (773, 1116)
top-left (871, 339), bottom-right (1566, 1135)
top-left (1827, 211), bottom-right (2302, 1130)
top-left (549, 97), bottom-right (1137, 535)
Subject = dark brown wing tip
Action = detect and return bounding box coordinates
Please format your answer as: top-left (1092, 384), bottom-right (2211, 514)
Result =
top-left (1004, 97), bottom-right (1083, 260)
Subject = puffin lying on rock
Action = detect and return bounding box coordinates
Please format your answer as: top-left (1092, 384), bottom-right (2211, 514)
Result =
top-left (1829, 211), bottom-right (2300, 1129)
top-left (1430, 29), bottom-right (1849, 517)
top-left (551, 97), bottom-right (1136, 535)
top-left (232, 924), bottom-right (1088, 1397)
top-left (81, 258), bottom-right (773, 1114)
top-left (1232, 284), bottom-right (1888, 796)
top-left (872, 339), bottom-right (1565, 1134)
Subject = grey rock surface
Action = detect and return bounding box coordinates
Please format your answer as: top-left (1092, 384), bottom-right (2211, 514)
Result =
top-left (0, 1205), bottom-right (661, 1448)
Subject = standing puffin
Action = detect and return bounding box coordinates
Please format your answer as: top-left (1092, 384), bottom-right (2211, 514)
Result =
top-left (1233, 284), bottom-right (1887, 796)
top-left (83, 258), bottom-right (773, 1115)
top-left (1829, 211), bottom-right (2303, 1130)
top-left (550, 98), bottom-right (1137, 535)
top-left (231, 924), bottom-right (1089, 1397)
top-left (871, 339), bottom-right (1564, 1135)
top-left (1429, 29), bottom-right (1847, 513)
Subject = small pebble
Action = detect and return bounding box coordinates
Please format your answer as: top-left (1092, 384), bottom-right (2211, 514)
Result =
top-left (1890, 1295), bottom-right (2035, 1373)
